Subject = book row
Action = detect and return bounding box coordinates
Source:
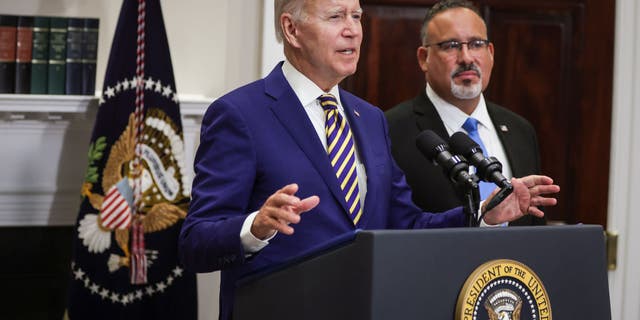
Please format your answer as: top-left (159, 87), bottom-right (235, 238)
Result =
top-left (0, 15), bottom-right (99, 95)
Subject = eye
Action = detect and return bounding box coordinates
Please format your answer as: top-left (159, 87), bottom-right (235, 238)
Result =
top-left (352, 12), bottom-right (362, 20)
top-left (468, 40), bottom-right (487, 50)
top-left (439, 41), bottom-right (460, 51)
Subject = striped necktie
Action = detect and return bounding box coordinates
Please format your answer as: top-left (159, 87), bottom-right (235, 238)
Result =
top-left (318, 93), bottom-right (363, 225)
top-left (462, 117), bottom-right (494, 200)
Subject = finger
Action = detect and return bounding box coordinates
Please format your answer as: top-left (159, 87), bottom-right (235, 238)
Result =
top-left (293, 195), bottom-right (320, 213)
top-left (262, 216), bottom-right (295, 235)
top-left (263, 205), bottom-right (302, 228)
top-left (266, 205), bottom-right (304, 225)
top-left (527, 206), bottom-right (545, 217)
top-left (530, 197), bottom-right (558, 207)
top-left (529, 184), bottom-right (561, 196)
top-left (519, 175), bottom-right (554, 188)
top-left (278, 183), bottom-right (299, 196)
top-left (252, 210), bottom-right (295, 238)
top-left (266, 191), bottom-right (301, 208)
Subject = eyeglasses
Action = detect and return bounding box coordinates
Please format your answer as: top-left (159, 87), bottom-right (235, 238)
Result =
top-left (425, 39), bottom-right (490, 53)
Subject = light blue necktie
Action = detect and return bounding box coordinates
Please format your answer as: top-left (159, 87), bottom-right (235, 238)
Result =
top-left (462, 117), bottom-right (494, 200)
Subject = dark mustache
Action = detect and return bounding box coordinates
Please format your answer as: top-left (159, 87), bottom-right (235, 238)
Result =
top-left (452, 64), bottom-right (481, 77)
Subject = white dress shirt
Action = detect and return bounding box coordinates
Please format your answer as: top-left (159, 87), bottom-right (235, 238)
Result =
top-left (426, 84), bottom-right (513, 179)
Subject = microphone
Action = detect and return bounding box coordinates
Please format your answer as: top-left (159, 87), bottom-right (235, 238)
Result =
top-left (449, 131), bottom-right (512, 189)
top-left (415, 130), bottom-right (476, 188)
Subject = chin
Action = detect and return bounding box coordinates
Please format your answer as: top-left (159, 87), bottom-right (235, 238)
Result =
top-left (342, 63), bottom-right (359, 76)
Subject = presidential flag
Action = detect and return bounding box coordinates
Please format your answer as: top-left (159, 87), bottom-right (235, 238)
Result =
top-left (67, 0), bottom-right (197, 318)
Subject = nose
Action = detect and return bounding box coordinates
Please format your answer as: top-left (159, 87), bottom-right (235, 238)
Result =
top-left (343, 16), bottom-right (361, 37)
top-left (457, 44), bottom-right (474, 64)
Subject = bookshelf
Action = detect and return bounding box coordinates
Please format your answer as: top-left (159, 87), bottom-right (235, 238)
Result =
top-left (0, 94), bottom-right (209, 226)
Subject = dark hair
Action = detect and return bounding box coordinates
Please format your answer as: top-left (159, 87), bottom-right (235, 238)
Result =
top-left (420, 0), bottom-right (483, 45)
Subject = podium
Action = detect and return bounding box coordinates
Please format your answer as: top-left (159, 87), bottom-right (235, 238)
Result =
top-left (233, 225), bottom-right (611, 319)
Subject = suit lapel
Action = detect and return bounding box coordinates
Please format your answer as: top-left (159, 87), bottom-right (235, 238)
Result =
top-left (264, 65), bottom-right (353, 217)
top-left (487, 103), bottom-right (520, 176)
top-left (413, 91), bottom-right (450, 140)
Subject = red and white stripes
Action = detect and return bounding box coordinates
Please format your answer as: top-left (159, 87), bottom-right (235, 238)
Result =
top-left (100, 186), bottom-right (132, 230)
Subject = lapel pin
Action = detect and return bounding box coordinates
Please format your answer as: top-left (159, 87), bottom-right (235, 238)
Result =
top-left (500, 125), bottom-right (509, 132)
top-left (354, 110), bottom-right (360, 117)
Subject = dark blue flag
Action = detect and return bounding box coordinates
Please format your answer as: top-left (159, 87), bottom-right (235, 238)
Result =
top-left (67, 0), bottom-right (197, 318)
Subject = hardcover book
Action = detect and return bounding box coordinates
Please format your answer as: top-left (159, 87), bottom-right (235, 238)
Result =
top-left (82, 18), bottom-right (99, 95)
top-left (0, 15), bottom-right (18, 93)
top-left (30, 16), bottom-right (49, 94)
top-left (15, 16), bottom-right (34, 94)
top-left (47, 17), bottom-right (67, 94)
top-left (65, 17), bottom-right (83, 95)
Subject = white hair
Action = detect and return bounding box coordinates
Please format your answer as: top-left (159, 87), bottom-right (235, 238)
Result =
top-left (274, 0), bottom-right (307, 43)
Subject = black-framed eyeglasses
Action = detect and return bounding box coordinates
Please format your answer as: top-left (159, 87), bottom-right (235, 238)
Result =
top-left (425, 39), bottom-right (490, 53)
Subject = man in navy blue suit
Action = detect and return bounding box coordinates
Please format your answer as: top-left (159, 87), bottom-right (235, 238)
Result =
top-left (179, 0), bottom-right (560, 318)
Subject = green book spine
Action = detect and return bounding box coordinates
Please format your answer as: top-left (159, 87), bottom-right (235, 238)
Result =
top-left (15, 16), bottom-right (34, 94)
top-left (30, 16), bottom-right (49, 94)
top-left (47, 17), bottom-right (67, 94)
top-left (0, 15), bottom-right (18, 93)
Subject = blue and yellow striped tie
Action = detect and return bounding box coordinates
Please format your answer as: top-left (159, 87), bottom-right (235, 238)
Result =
top-left (318, 93), bottom-right (363, 225)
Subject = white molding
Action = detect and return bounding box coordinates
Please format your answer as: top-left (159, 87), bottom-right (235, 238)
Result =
top-left (0, 94), bottom-right (211, 118)
top-left (608, 0), bottom-right (640, 319)
top-left (0, 94), bottom-right (97, 113)
top-left (0, 193), bottom-right (80, 226)
top-left (180, 97), bottom-right (211, 118)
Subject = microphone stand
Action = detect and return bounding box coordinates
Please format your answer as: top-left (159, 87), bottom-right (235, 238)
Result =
top-left (462, 175), bottom-right (481, 227)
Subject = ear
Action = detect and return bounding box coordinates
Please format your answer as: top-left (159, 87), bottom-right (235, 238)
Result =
top-left (281, 13), bottom-right (302, 48)
top-left (417, 46), bottom-right (429, 72)
top-left (488, 42), bottom-right (495, 61)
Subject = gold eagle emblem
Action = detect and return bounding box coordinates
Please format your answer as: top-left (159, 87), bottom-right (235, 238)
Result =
top-left (78, 108), bottom-right (190, 272)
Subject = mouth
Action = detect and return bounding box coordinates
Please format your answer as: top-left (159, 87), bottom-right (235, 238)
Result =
top-left (338, 48), bottom-right (356, 55)
top-left (452, 66), bottom-right (481, 82)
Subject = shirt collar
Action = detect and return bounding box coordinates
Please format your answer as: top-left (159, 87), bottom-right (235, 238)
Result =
top-left (282, 60), bottom-right (341, 107)
top-left (426, 83), bottom-right (492, 134)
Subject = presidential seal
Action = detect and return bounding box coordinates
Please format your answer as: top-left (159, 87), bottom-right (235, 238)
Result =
top-left (456, 259), bottom-right (552, 320)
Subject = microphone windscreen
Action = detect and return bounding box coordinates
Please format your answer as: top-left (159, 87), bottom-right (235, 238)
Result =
top-left (449, 131), bottom-right (480, 156)
top-left (416, 130), bottom-right (447, 160)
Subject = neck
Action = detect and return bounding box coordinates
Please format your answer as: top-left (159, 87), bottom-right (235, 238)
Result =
top-left (452, 96), bottom-right (480, 115)
top-left (285, 51), bottom-right (341, 92)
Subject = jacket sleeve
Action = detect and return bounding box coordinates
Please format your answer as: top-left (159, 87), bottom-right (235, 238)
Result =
top-left (178, 98), bottom-right (257, 272)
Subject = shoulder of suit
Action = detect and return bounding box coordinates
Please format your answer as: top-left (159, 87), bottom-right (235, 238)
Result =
top-left (340, 89), bottom-right (383, 113)
top-left (385, 94), bottom-right (424, 120)
top-left (486, 101), bottom-right (535, 129)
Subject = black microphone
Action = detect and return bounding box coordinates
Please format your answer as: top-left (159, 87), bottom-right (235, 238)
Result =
top-left (415, 130), bottom-right (476, 188)
top-left (449, 131), bottom-right (512, 189)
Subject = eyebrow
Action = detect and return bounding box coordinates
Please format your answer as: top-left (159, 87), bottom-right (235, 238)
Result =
top-left (325, 7), bottom-right (364, 15)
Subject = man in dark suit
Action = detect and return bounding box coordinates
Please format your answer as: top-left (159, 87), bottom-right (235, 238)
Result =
top-left (179, 0), bottom-right (558, 318)
top-left (386, 0), bottom-right (545, 225)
